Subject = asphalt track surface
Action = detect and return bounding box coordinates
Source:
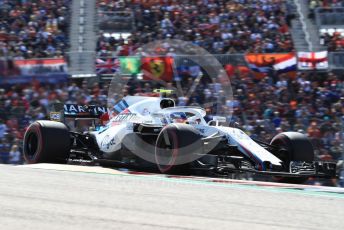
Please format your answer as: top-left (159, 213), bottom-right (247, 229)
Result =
top-left (1, 164), bottom-right (344, 230)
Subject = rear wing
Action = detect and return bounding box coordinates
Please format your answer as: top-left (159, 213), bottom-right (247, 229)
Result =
top-left (49, 103), bottom-right (108, 122)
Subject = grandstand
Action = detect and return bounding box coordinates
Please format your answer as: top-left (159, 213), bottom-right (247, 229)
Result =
top-left (0, 0), bottom-right (343, 186)
top-left (0, 0), bottom-right (71, 59)
top-left (96, 0), bottom-right (294, 55)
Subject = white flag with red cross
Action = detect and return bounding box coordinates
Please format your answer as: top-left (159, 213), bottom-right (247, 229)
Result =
top-left (297, 51), bottom-right (328, 70)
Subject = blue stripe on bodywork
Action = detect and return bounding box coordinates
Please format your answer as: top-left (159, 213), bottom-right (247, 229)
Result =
top-left (237, 143), bottom-right (265, 171)
top-left (113, 100), bottom-right (129, 113)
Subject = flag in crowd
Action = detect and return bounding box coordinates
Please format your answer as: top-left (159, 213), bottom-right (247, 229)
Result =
top-left (245, 53), bottom-right (297, 78)
top-left (245, 53), bottom-right (273, 76)
top-left (141, 57), bottom-right (174, 82)
top-left (3, 58), bottom-right (68, 76)
top-left (272, 53), bottom-right (297, 75)
top-left (96, 58), bottom-right (120, 74)
top-left (0, 58), bottom-right (69, 84)
top-left (224, 65), bottom-right (250, 77)
top-left (92, 52), bottom-right (329, 80)
top-left (95, 56), bottom-right (174, 81)
top-left (297, 51), bottom-right (328, 70)
top-left (119, 57), bottom-right (141, 75)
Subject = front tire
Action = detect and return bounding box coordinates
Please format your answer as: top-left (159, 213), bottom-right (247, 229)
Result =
top-left (155, 123), bottom-right (202, 174)
top-left (23, 121), bottom-right (71, 164)
top-left (270, 132), bottom-right (315, 183)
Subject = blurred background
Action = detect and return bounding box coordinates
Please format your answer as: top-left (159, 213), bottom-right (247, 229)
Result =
top-left (0, 0), bottom-right (343, 186)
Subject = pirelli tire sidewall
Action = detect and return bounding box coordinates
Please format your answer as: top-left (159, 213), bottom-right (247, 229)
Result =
top-left (23, 121), bottom-right (71, 164)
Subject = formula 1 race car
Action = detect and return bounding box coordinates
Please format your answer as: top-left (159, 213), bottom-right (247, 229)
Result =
top-left (23, 92), bottom-right (337, 183)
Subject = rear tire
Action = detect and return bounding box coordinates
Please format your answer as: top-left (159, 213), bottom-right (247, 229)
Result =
top-left (155, 123), bottom-right (202, 174)
top-left (270, 132), bottom-right (314, 184)
top-left (23, 121), bottom-right (71, 164)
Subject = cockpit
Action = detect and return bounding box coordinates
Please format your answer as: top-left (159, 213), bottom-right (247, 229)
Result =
top-left (152, 107), bottom-right (206, 126)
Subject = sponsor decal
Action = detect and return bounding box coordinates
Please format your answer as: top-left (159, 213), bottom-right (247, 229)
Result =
top-left (50, 112), bottom-right (61, 121)
top-left (64, 104), bottom-right (108, 116)
top-left (112, 113), bottom-right (137, 122)
top-left (142, 108), bottom-right (150, 115)
top-left (101, 135), bottom-right (116, 150)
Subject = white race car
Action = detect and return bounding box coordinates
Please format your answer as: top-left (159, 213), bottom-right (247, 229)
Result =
top-left (23, 93), bottom-right (336, 183)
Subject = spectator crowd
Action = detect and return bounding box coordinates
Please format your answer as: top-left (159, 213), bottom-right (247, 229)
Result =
top-left (97, 0), bottom-right (295, 57)
top-left (0, 0), bottom-right (71, 59)
top-left (308, 0), bottom-right (344, 51)
top-left (320, 31), bottom-right (344, 51)
top-left (309, 0), bottom-right (344, 9)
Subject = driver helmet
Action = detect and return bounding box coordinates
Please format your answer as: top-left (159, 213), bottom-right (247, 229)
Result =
top-left (170, 112), bottom-right (187, 123)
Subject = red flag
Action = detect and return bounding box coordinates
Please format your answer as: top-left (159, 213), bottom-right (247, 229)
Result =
top-left (141, 57), bottom-right (173, 82)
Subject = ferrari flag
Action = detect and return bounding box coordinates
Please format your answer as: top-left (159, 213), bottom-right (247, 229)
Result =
top-left (297, 51), bottom-right (328, 70)
top-left (141, 57), bottom-right (174, 81)
top-left (119, 56), bottom-right (141, 74)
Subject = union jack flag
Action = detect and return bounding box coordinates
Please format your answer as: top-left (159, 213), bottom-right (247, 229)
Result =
top-left (96, 58), bottom-right (120, 74)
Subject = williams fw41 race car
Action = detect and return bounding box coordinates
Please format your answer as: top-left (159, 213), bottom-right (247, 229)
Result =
top-left (23, 93), bottom-right (337, 183)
